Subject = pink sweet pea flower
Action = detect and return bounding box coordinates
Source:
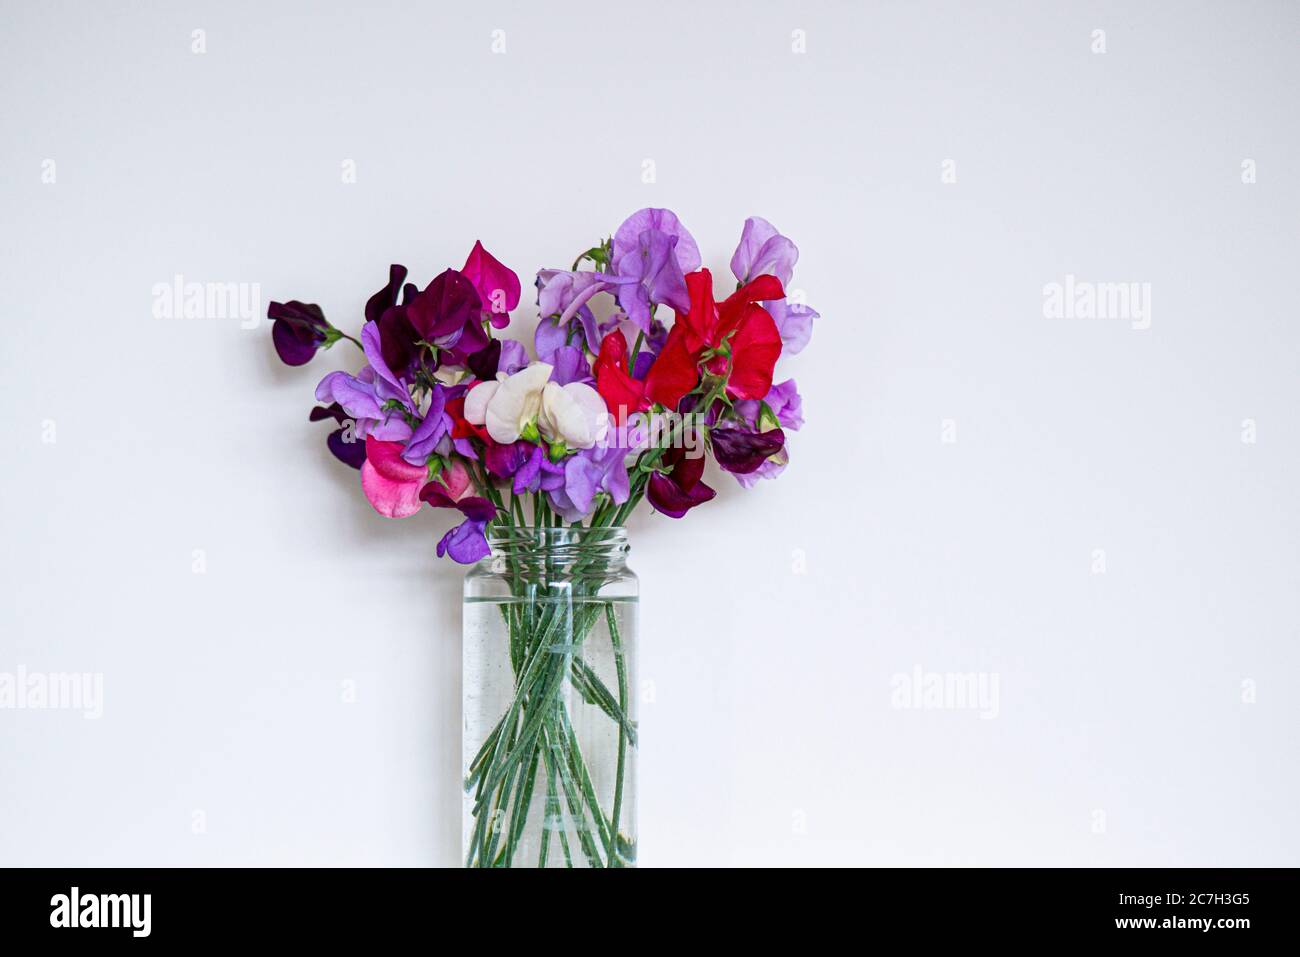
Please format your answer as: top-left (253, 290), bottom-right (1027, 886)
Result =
top-left (438, 458), bottom-right (475, 502)
top-left (361, 436), bottom-right (427, 518)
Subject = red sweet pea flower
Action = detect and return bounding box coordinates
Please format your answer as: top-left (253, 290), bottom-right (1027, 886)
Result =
top-left (446, 394), bottom-right (490, 444)
top-left (594, 333), bottom-right (651, 424)
top-left (644, 269), bottom-right (784, 409)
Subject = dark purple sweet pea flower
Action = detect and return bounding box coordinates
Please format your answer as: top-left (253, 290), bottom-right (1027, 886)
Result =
top-left (419, 483), bottom-right (496, 564)
top-left (466, 340), bottom-right (501, 382)
top-left (376, 302), bottom-right (421, 376)
top-left (612, 229), bottom-right (690, 333)
top-left (612, 208), bottom-right (701, 274)
top-left (405, 268), bottom-right (488, 363)
top-left (730, 216), bottom-right (799, 286)
top-left (365, 264), bottom-right (408, 325)
top-left (465, 338), bottom-right (526, 381)
top-left (710, 426), bottom-right (785, 474)
top-left (309, 402), bottom-right (367, 469)
top-left (647, 444), bottom-right (714, 519)
top-left (269, 300), bottom-right (331, 366)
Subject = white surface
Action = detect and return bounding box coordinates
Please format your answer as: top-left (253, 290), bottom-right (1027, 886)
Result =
top-left (1, 0), bottom-right (1297, 866)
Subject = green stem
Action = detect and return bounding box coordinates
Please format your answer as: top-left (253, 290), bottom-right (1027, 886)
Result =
top-left (607, 602), bottom-right (629, 864)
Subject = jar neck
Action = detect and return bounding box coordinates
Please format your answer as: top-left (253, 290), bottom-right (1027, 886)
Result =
top-left (484, 527), bottom-right (630, 580)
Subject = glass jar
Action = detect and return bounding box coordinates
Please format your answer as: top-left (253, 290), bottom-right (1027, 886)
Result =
top-left (462, 526), bottom-right (638, 868)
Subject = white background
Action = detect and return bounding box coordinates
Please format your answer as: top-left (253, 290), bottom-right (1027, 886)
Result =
top-left (2, 0), bottom-right (1297, 866)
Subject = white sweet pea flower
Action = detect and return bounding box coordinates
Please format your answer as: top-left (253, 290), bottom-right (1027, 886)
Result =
top-left (539, 381), bottom-right (609, 450)
top-left (464, 361), bottom-right (553, 444)
top-left (463, 380), bottom-right (499, 427)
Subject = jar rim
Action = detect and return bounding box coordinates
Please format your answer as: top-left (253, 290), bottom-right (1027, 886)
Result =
top-left (486, 525), bottom-right (629, 547)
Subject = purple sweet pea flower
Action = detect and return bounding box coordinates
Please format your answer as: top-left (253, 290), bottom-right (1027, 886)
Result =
top-left (269, 300), bottom-right (331, 366)
top-left (309, 402), bottom-right (367, 469)
top-left (419, 484), bottom-right (496, 564)
top-left (360, 322), bottom-right (415, 411)
top-left (711, 426), bottom-right (785, 474)
top-left (534, 270), bottom-right (636, 359)
top-left (549, 345), bottom-right (595, 386)
top-left (401, 384), bottom-right (451, 465)
top-left (730, 216), bottom-right (799, 286)
top-left (484, 440), bottom-right (558, 495)
top-left (612, 208), bottom-right (701, 274)
top-left (612, 229), bottom-right (690, 332)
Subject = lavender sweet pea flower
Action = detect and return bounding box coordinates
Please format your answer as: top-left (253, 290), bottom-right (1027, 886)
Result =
top-left (763, 298), bottom-right (818, 356)
top-left (734, 456), bottom-right (787, 488)
top-left (612, 229), bottom-right (690, 332)
top-left (543, 443), bottom-right (629, 521)
top-left (535, 270), bottom-right (635, 359)
top-left (612, 208), bottom-right (701, 274)
top-left (498, 340), bottom-right (528, 376)
top-left (730, 216), bottom-right (799, 286)
top-left (735, 379), bottom-right (804, 431)
top-left (315, 367), bottom-right (413, 443)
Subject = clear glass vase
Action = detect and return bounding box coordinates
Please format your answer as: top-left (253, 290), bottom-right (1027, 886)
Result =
top-left (462, 526), bottom-right (638, 868)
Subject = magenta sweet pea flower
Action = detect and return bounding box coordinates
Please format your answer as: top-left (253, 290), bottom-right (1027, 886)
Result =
top-left (461, 241), bottom-right (521, 329)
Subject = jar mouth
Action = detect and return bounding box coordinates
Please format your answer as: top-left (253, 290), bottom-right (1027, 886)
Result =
top-left (486, 525), bottom-right (628, 548)
top-left (484, 525), bottom-right (629, 572)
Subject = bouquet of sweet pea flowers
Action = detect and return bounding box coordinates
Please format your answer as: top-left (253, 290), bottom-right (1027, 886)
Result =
top-left (269, 208), bottom-right (816, 548)
top-left (271, 208), bottom-right (815, 867)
